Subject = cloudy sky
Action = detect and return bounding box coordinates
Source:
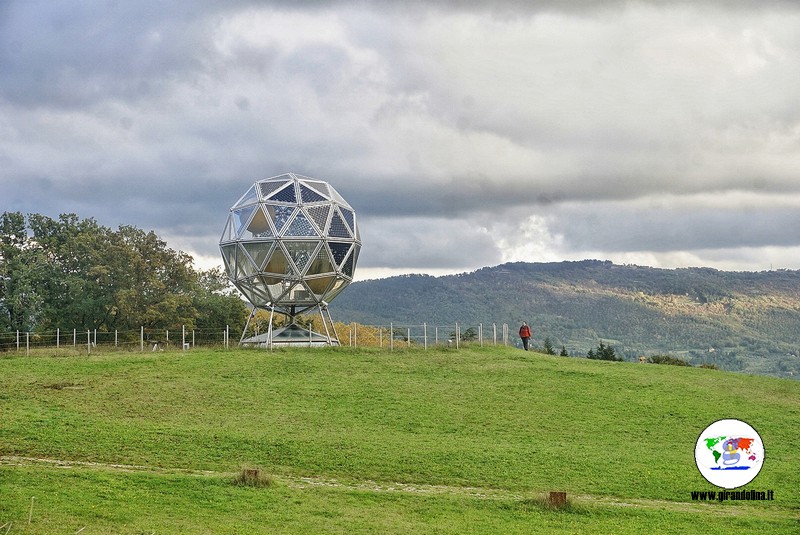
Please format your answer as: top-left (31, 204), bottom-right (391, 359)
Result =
top-left (2, 0), bottom-right (800, 280)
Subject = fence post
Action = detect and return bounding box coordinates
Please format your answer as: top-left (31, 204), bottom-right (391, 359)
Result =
top-left (94, 329), bottom-right (97, 347)
top-left (192, 329), bottom-right (195, 349)
top-left (479, 323), bottom-right (483, 347)
top-left (493, 323), bottom-right (497, 345)
top-left (57, 328), bottom-right (60, 349)
top-left (379, 327), bottom-right (383, 348)
top-left (17, 330), bottom-right (20, 352)
top-left (115, 330), bottom-right (118, 347)
top-left (182, 325), bottom-right (186, 351)
top-left (73, 328), bottom-right (76, 348)
top-left (455, 323), bottom-right (459, 349)
top-left (354, 323), bottom-right (358, 349)
top-left (390, 323), bottom-right (393, 351)
top-left (26, 332), bottom-right (29, 356)
top-left (87, 330), bottom-right (91, 355)
top-left (140, 326), bottom-right (144, 352)
top-left (424, 323), bottom-right (427, 350)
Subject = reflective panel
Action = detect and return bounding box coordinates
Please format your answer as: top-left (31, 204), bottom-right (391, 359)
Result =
top-left (244, 206), bottom-right (273, 238)
top-left (305, 205), bottom-right (330, 233)
top-left (270, 183), bottom-right (297, 203)
top-left (264, 245), bottom-right (292, 276)
top-left (285, 212), bottom-right (318, 237)
top-left (220, 215), bottom-right (236, 243)
top-left (329, 242), bottom-right (351, 267)
top-left (284, 241), bottom-right (319, 275)
top-left (260, 275), bottom-right (287, 301)
top-left (299, 184), bottom-right (326, 203)
top-left (342, 250), bottom-right (356, 278)
top-left (308, 246), bottom-right (335, 275)
top-left (259, 180), bottom-right (288, 199)
top-left (233, 205), bottom-right (257, 238)
top-left (340, 208), bottom-right (356, 234)
top-left (306, 275), bottom-right (335, 296)
top-left (303, 180), bottom-right (330, 198)
top-left (264, 205), bottom-right (295, 234)
top-left (329, 209), bottom-right (351, 239)
top-left (233, 185), bottom-right (259, 208)
top-left (325, 279), bottom-right (349, 301)
top-left (242, 241), bottom-right (272, 271)
top-left (220, 244), bottom-right (237, 274)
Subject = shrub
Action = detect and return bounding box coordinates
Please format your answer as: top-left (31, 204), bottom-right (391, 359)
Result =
top-left (649, 355), bottom-right (691, 366)
top-left (232, 466), bottom-right (274, 488)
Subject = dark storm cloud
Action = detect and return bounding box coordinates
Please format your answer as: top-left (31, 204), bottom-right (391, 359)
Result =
top-left (2, 0), bottom-right (800, 275)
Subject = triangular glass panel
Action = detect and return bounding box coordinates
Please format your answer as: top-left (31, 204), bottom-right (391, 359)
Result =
top-left (242, 241), bottom-right (272, 271)
top-left (233, 184), bottom-right (259, 209)
top-left (305, 205), bottom-right (330, 233)
top-left (220, 214), bottom-right (236, 243)
top-left (270, 182), bottom-right (297, 203)
top-left (265, 205), bottom-right (295, 234)
top-left (306, 275), bottom-right (336, 298)
top-left (299, 184), bottom-right (326, 203)
top-left (340, 208), bottom-right (355, 235)
top-left (303, 180), bottom-right (330, 198)
top-left (324, 279), bottom-right (349, 302)
top-left (244, 206), bottom-right (273, 238)
top-left (285, 212), bottom-right (318, 237)
top-left (233, 205), bottom-right (256, 238)
top-left (260, 274), bottom-right (286, 301)
top-left (238, 244), bottom-right (259, 277)
top-left (263, 244), bottom-right (292, 276)
top-left (220, 244), bottom-right (237, 275)
top-left (308, 245), bottom-right (335, 275)
top-left (284, 242), bottom-right (320, 275)
top-left (259, 180), bottom-right (288, 199)
top-left (328, 242), bottom-right (351, 268)
top-left (328, 209), bottom-right (352, 239)
top-left (342, 250), bottom-right (356, 278)
top-left (280, 282), bottom-right (315, 304)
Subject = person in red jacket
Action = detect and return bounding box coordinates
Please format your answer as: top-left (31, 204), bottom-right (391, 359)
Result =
top-left (519, 321), bottom-right (532, 351)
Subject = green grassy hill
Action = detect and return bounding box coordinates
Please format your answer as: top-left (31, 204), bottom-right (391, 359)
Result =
top-left (331, 261), bottom-right (800, 377)
top-left (1, 346), bottom-right (798, 534)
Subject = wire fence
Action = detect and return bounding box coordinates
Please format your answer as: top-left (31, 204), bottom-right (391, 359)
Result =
top-left (0, 323), bottom-right (515, 355)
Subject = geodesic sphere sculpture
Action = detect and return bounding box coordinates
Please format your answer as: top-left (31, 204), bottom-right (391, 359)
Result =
top-left (219, 173), bottom-right (360, 313)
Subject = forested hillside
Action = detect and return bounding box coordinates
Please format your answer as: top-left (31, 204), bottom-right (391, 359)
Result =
top-left (330, 260), bottom-right (800, 378)
top-left (0, 212), bottom-right (248, 337)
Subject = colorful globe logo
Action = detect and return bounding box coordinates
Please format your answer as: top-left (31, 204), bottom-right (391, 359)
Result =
top-left (694, 419), bottom-right (764, 489)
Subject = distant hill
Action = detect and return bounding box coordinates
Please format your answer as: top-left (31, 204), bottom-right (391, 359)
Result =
top-left (330, 260), bottom-right (800, 378)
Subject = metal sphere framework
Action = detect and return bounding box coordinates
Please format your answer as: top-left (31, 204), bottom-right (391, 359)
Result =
top-left (219, 173), bottom-right (360, 345)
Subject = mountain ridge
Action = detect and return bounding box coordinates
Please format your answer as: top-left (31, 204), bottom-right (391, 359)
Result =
top-left (330, 260), bottom-right (800, 378)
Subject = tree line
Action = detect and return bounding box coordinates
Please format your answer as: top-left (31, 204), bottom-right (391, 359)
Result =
top-left (0, 212), bottom-right (248, 335)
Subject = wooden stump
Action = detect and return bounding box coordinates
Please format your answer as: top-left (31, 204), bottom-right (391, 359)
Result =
top-left (548, 491), bottom-right (567, 508)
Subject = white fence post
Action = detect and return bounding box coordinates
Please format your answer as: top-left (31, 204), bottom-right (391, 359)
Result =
top-left (424, 323), bottom-right (427, 350)
top-left (140, 326), bottom-right (144, 352)
top-left (390, 323), bottom-right (393, 351)
top-left (26, 332), bottom-right (29, 356)
top-left (57, 328), bottom-right (60, 349)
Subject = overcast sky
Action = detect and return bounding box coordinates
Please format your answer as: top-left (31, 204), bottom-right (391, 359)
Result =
top-left (2, 0), bottom-right (800, 280)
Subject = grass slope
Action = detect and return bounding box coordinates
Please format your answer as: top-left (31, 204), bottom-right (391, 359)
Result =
top-left (1, 346), bottom-right (798, 534)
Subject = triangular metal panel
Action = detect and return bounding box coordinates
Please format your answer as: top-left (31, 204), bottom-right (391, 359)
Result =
top-left (328, 242), bottom-right (352, 268)
top-left (323, 279), bottom-right (350, 302)
top-left (258, 180), bottom-right (289, 199)
top-left (242, 241), bottom-right (272, 271)
top-left (299, 183), bottom-right (327, 203)
top-left (328, 208), bottom-right (352, 239)
top-left (284, 211), bottom-right (319, 237)
top-left (265, 205), bottom-right (295, 235)
top-left (305, 205), bottom-right (330, 234)
top-left (340, 208), bottom-right (356, 236)
top-left (305, 275), bottom-right (336, 299)
top-left (328, 184), bottom-right (350, 208)
top-left (233, 205), bottom-right (257, 238)
top-left (245, 205), bottom-right (273, 238)
top-left (284, 241), bottom-right (320, 275)
top-left (220, 243), bottom-right (237, 276)
top-left (233, 184), bottom-right (259, 209)
top-left (341, 250), bottom-right (356, 278)
top-left (308, 244), bottom-right (335, 276)
top-left (220, 214), bottom-right (237, 243)
top-left (269, 182), bottom-right (297, 203)
top-left (303, 180), bottom-right (330, 198)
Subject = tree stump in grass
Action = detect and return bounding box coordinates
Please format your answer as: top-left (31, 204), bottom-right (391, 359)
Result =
top-left (548, 491), bottom-right (567, 508)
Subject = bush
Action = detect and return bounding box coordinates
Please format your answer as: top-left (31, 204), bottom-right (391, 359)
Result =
top-left (649, 355), bottom-right (691, 366)
top-left (232, 466), bottom-right (274, 488)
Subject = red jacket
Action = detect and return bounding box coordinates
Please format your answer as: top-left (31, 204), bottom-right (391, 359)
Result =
top-left (519, 325), bottom-right (531, 338)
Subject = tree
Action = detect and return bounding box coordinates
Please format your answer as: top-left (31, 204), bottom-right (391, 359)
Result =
top-left (543, 337), bottom-right (556, 355)
top-left (560, 346), bottom-right (569, 357)
top-left (587, 341), bottom-right (621, 361)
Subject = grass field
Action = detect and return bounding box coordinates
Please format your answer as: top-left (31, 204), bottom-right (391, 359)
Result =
top-left (1, 346), bottom-right (798, 533)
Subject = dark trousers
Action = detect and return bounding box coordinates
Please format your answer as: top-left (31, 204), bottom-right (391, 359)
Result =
top-left (521, 337), bottom-right (530, 351)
